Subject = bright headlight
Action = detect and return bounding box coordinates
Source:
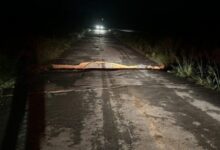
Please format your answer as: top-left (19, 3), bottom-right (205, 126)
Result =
top-left (96, 25), bottom-right (100, 29)
top-left (95, 25), bottom-right (104, 30)
top-left (94, 24), bottom-right (106, 35)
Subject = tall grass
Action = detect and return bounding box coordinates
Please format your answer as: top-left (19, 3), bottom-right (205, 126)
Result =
top-left (170, 57), bottom-right (220, 90)
top-left (194, 61), bottom-right (220, 90)
top-left (117, 32), bottom-right (220, 91)
top-left (173, 57), bottom-right (193, 78)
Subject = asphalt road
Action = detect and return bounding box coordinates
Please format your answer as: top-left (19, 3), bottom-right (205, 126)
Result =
top-left (2, 31), bottom-right (220, 150)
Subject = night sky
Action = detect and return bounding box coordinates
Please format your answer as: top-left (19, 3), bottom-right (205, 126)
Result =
top-left (1, 0), bottom-right (220, 35)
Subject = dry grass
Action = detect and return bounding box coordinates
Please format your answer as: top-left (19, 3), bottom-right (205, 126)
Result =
top-left (117, 32), bottom-right (220, 91)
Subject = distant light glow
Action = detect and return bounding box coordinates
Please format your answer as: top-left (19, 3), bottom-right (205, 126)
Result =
top-left (94, 29), bottom-right (106, 35)
top-left (119, 29), bottom-right (135, 33)
top-left (94, 24), bottom-right (106, 35)
top-left (96, 25), bottom-right (100, 29)
top-left (95, 25), bottom-right (104, 30)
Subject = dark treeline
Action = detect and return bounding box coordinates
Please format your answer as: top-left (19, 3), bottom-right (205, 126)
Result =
top-left (1, 0), bottom-right (220, 54)
top-left (0, 0), bottom-right (80, 59)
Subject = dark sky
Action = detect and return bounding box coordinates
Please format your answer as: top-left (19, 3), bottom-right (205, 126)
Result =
top-left (1, 0), bottom-right (220, 34)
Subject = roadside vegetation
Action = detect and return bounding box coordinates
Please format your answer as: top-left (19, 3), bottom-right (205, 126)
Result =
top-left (35, 31), bottom-right (86, 65)
top-left (116, 32), bottom-right (220, 91)
top-left (0, 31), bottom-right (85, 94)
top-left (0, 55), bottom-right (16, 89)
top-left (35, 34), bottom-right (75, 65)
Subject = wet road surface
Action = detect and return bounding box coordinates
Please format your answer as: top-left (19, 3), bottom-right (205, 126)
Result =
top-left (2, 32), bottom-right (220, 150)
